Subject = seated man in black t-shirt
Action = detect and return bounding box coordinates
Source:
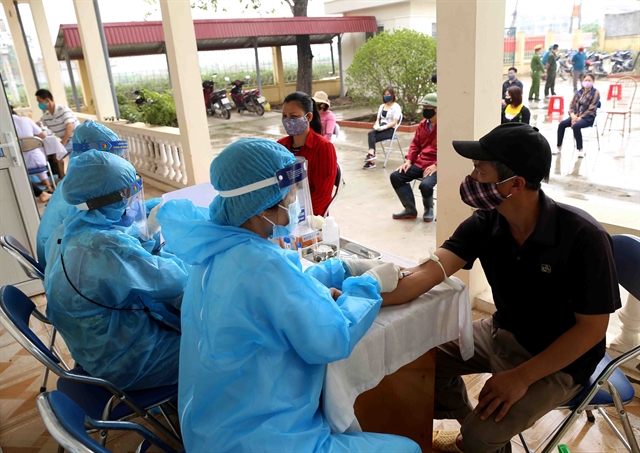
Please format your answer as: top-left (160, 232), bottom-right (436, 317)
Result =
top-left (384, 122), bottom-right (621, 453)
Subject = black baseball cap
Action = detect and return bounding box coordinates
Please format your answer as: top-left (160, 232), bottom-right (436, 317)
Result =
top-left (452, 123), bottom-right (551, 183)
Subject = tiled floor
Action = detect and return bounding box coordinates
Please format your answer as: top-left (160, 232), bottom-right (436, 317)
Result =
top-left (1, 301), bottom-right (638, 452)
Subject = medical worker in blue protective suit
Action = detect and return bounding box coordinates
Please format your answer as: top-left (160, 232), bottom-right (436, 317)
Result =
top-left (44, 150), bottom-right (188, 391)
top-left (36, 120), bottom-right (162, 266)
top-left (157, 138), bottom-right (421, 453)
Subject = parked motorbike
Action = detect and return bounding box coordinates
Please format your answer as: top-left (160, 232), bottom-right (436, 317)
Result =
top-left (203, 74), bottom-right (232, 120)
top-left (556, 50), bottom-right (575, 81)
top-left (585, 52), bottom-right (610, 79)
top-left (611, 50), bottom-right (635, 74)
top-left (227, 75), bottom-right (267, 116)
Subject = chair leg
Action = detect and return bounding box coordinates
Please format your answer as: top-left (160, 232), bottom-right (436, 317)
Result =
top-left (597, 407), bottom-right (633, 453)
top-left (40, 327), bottom-right (59, 392)
top-left (518, 433), bottom-right (533, 453)
top-left (158, 404), bottom-right (182, 441)
top-left (383, 141), bottom-right (392, 168)
top-left (609, 382), bottom-right (640, 453)
top-left (586, 409), bottom-right (596, 422)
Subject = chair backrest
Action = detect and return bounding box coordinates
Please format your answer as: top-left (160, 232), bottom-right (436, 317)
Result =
top-left (0, 235), bottom-right (45, 280)
top-left (613, 235), bottom-right (640, 300)
top-left (323, 164), bottom-right (342, 217)
top-left (393, 113), bottom-right (404, 135)
top-left (615, 77), bottom-right (637, 110)
top-left (331, 123), bottom-right (340, 144)
top-left (37, 391), bottom-right (111, 453)
top-left (19, 136), bottom-right (45, 153)
top-left (37, 391), bottom-right (178, 453)
top-left (0, 285), bottom-right (61, 366)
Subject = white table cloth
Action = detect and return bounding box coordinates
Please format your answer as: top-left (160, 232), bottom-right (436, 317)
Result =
top-left (42, 135), bottom-right (68, 160)
top-left (321, 250), bottom-right (474, 434)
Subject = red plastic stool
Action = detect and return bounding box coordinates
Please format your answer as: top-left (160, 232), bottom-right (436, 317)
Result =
top-left (607, 84), bottom-right (622, 101)
top-left (547, 96), bottom-right (564, 116)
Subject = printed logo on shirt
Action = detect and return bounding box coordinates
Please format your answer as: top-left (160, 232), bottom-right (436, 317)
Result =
top-left (541, 264), bottom-right (552, 273)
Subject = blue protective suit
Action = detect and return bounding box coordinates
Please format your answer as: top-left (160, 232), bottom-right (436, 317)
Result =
top-left (43, 151), bottom-right (188, 391)
top-left (158, 200), bottom-right (420, 453)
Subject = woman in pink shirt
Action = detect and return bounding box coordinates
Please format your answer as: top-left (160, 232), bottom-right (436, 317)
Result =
top-left (312, 91), bottom-right (336, 141)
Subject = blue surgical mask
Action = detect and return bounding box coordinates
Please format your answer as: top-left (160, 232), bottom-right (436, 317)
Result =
top-left (262, 199), bottom-right (301, 238)
top-left (114, 208), bottom-right (136, 227)
top-left (508, 74), bottom-right (515, 80)
top-left (38, 102), bottom-right (48, 112)
top-left (383, 95), bottom-right (392, 103)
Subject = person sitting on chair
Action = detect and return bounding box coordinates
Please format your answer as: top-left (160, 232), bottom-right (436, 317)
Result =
top-left (363, 86), bottom-right (402, 170)
top-left (312, 91), bottom-right (336, 142)
top-left (555, 74), bottom-right (600, 159)
top-left (389, 93), bottom-right (438, 222)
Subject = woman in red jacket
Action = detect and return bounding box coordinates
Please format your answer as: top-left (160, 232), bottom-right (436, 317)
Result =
top-left (278, 91), bottom-right (338, 217)
top-left (389, 93), bottom-right (438, 222)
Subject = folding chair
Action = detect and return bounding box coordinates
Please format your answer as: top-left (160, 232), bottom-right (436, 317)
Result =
top-left (0, 285), bottom-right (182, 447)
top-left (0, 235), bottom-right (67, 392)
top-left (518, 234), bottom-right (640, 453)
top-left (323, 164), bottom-right (342, 217)
top-left (37, 391), bottom-right (180, 453)
top-left (376, 113), bottom-right (404, 168)
top-left (602, 77), bottom-right (637, 137)
top-left (19, 136), bottom-right (56, 190)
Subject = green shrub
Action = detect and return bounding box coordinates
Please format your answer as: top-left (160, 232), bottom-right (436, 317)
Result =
top-left (137, 89), bottom-right (178, 127)
top-left (346, 29), bottom-right (437, 123)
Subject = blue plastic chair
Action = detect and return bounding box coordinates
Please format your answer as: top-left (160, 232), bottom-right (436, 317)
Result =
top-left (0, 285), bottom-right (182, 447)
top-left (0, 235), bottom-right (45, 280)
top-left (37, 391), bottom-right (180, 453)
top-left (519, 234), bottom-right (640, 453)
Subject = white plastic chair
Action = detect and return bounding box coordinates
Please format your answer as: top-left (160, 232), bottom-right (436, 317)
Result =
top-left (376, 113), bottom-right (404, 168)
top-left (331, 123), bottom-right (340, 144)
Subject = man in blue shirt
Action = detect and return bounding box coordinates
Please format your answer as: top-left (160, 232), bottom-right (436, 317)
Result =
top-left (571, 46), bottom-right (587, 92)
top-left (542, 46), bottom-right (553, 66)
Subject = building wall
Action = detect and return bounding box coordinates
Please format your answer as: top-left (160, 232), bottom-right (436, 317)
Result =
top-left (327, 0), bottom-right (436, 96)
top-left (603, 35), bottom-right (640, 53)
top-left (605, 11), bottom-right (640, 38)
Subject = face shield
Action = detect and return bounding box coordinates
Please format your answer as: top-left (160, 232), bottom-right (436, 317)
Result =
top-left (73, 140), bottom-right (130, 161)
top-left (216, 156), bottom-right (317, 248)
top-left (74, 175), bottom-right (150, 241)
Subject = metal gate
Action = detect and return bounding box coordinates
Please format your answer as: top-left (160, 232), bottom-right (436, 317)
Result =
top-left (504, 27), bottom-right (516, 67)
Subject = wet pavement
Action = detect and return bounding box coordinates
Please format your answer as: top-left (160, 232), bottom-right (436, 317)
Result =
top-left (202, 76), bottom-right (640, 263)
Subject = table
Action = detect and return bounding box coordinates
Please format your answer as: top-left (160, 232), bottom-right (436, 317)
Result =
top-left (41, 135), bottom-right (68, 161)
top-left (321, 250), bottom-right (474, 452)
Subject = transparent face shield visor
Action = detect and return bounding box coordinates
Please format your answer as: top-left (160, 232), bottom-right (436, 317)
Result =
top-left (73, 140), bottom-right (130, 161)
top-left (74, 175), bottom-right (150, 242)
top-left (216, 156), bottom-right (317, 247)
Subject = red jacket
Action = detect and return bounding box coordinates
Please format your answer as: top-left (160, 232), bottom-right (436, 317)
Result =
top-left (278, 129), bottom-right (338, 216)
top-left (406, 119), bottom-right (437, 170)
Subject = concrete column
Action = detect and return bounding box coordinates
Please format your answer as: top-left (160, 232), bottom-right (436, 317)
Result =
top-left (545, 30), bottom-right (556, 49)
top-left (72, 0), bottom-right (115, 120)
top-left (30, 0), bottom-right (67, 106)
top-left (76, 59), bottom-right (95, 114)
top-left (1, 0), bottom-right (39, 119)
top-left (272, 46), bottom-right (286, 103)
top-left (572, 29), bottom-right (582, 50)
top-left (159, 0), bottom-right (210, 186)
top-left (436, 0), bottom-right (506, 300)
top-left (514, 31), bottom-right (526, 71)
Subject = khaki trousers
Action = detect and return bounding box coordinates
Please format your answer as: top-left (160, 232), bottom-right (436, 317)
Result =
top-left (434, 317), bottom-right (582, 453)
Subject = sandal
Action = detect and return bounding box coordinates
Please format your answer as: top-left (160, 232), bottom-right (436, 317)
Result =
top-left (432, 430), bottom-right (463, 453)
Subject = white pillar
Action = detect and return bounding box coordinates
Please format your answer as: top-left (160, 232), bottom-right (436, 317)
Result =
top-left (1, 0), bottom-right (40, 119)
top-left (612, 293), bottom-right (640, 351)
top-left (30, 0), bottom-right (67, 106)
top-left (159, 0), bottom-right (211, 185)
top-left (436, 0), bottom-right (506, 301)
top-left (72, 0), bottom-right (115, 120)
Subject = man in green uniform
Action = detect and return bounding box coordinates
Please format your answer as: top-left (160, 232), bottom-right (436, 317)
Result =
top-left (529, 44), bottom-right (544, 101)
top-left (544, 44), bottom-right (559, 98)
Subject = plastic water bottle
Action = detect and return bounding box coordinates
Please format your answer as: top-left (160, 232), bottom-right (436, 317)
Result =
top-left (323, 216), bottom-right (340, 256)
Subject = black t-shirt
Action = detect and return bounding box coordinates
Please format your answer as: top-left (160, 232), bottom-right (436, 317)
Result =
top-left (441, 190), bottom-right (621, 384)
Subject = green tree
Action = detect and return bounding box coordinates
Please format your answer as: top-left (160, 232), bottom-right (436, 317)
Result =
top-left (581, 21), bottom-right (600, 35)
top-left (346, 29), bottom-right (437, 123)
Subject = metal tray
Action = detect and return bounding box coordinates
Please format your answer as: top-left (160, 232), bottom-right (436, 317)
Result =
top-left (301, 238), bottom-right (382, 263)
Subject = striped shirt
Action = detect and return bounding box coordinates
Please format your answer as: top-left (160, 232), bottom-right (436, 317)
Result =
top-left (41, 104), bottom-right (79, 139)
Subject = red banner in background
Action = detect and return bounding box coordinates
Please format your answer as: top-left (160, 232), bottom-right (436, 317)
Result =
top-left (572, 4), bottom-right (581, 17)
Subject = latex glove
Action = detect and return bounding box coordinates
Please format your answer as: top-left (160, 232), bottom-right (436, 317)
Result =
top-left (373, 124), bottom-right (381, 131)
top-left (364, 262), bottom-right (402, 293)
top-left (311, 215), bottom-right (326, 230)
top-left (343, 258), bottom-right (388, 276)
top-left (147, 204), bottom-right (162, 236)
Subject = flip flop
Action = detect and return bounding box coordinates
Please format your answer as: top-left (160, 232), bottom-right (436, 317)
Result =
top-left (432, 430), bottom-right (463, 453)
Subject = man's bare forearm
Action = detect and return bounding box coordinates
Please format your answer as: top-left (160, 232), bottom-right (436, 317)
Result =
top-left (61, 123), bottom-right (74, 146)
top-left (515, 313), bottom-right (609, 386)
top-left (382, 248), bottom-right (466, 306)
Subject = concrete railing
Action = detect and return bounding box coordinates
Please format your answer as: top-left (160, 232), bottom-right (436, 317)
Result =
top-left (75, 113), bottom-right (188, 190)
